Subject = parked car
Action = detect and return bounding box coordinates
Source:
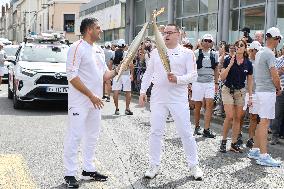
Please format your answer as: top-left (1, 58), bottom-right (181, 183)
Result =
top-left (7, 41), bottom-right (69, 109)
top-left (0, 38), bottom-right (12, 45)
top-left (2, 45), bottom-right (19, 80)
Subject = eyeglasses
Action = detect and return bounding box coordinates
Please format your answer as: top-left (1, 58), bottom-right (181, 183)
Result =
top-left (203, 39), bottom-right (212, 43)
top-left (162, 31), bottom-right (179, 36)
top-left (235, 43), bottom-right (245, 48)
top-left (273, 36), bottom-right (281, 41)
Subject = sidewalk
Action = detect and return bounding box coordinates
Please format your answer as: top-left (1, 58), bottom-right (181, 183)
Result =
top-left (128, 92), bottom-right (284, 148)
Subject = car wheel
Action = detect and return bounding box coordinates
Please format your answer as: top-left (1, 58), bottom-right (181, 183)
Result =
top-left (13, 86), bottom-right (24, 109)
top-left (7, 77), bottom-right (13, 99)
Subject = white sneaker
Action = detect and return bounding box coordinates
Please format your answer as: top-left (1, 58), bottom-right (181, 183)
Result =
top-left (189, 165), bottom-right (203, 180)
top-left (144, 165), bottom-right (160, 179)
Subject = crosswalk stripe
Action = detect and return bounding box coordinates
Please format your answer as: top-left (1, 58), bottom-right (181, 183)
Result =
top-left (0, 154), bottom-right (36, 189)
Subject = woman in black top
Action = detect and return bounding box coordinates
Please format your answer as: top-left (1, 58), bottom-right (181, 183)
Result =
top-left (219, 39), bottom-right (253, 153)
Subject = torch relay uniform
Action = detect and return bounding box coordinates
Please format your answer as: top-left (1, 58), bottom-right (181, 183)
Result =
top-left (64, 39), bottom-right (108, 176)
top-left (140, 45), bottom-right (202, 179)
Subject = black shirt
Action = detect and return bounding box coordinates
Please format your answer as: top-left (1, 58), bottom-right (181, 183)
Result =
top-left (223, 56), bottom-right (253, 90)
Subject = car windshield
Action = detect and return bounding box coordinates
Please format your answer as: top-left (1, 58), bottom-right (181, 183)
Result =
top-left (4, 46), bottom-right (18, 56)
top-left (19, 45), bottom-right (68, 63)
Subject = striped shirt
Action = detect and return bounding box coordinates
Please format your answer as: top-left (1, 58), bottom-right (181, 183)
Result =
top-left (275, 56), bottom-right (284, 88)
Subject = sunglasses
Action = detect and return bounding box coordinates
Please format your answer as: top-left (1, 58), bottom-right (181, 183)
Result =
top-left (162, 31), bottom-right (179, 36)
top-left (203, 39), bottom-right (212, 43)
top-left (273, 36), bottom-right (281, 41)
top-left (235, 43), bottom-right (245, 48)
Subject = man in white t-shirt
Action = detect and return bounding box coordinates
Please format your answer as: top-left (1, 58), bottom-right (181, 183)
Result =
top-left (248, 27), bottom-right (282, 167)
top-left (111, 39), bottom-right (134, 115)
top-left (64, 18), bottom-right (120, 188)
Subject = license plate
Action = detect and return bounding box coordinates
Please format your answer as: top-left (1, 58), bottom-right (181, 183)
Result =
top-left (46, 87), bottom-right (68, 93)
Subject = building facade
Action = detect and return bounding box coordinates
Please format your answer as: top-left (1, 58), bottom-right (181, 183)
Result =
top-left (0, 0), bottom-right (88, 43)
top-left (78, 0), bottom-right (126, 44)
top-left (127, 0), bottom-right (284, 45)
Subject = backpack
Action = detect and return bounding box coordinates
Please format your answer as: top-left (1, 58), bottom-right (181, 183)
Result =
top-left (196, 49), bottom-right (218, 69)
top-left (113, 49), bottom-right (124, 66)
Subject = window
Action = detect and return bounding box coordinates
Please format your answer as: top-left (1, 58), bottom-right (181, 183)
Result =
top-left (229, 9), bottom-right (239, 43)
top-left (176, 0), bottom-right (182, 17)
top-left (200, 0), bottom-right (218, 13)
top-left (157, 0), bottom-right (168, 22)
top-left (183, 0), bottom-right (198, 16)
top-left (135, 0), bottom-right (145, 25)
top-left (63, 14), bottom-right (75, 33)
top-left (231, 0), bottom-right (239, 9)
top-left (104, 30), bottom-right (112, 41)
top-left (183, 17), bottom-right (198, 44)
top-left (239, 6), bottom-right (265, 31)
top-left (198, 14), bottom-right (217, 40)
top-left (145, 0), bottom-right (157, 22)
top-left (240, 0), bottom-right (265, 7)
top-left (277, 4), bottom-right (284, 42)
top-left (105, 0), bottom-right (114, 8)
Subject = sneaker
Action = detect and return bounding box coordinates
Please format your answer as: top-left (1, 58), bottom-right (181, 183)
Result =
top-left (230, 143), bottom-right (243, 153)
top-left (144, 165), bottom-right (160, 179)
top-left (194, 126), bottom-right (202, 135)
top-left (64, 176), bottom-right (79, 188)
top-left (270, 137), bottom-right (280, 145)
top-left (248, 148), bottom-right (260, 160)
top-left (115, 109), bottom-right (120, 115)
top-left (189, 165), bottom-right (203, 181)
top-left (219, 140), bottom-right (227, 153)
top-left (246, 138), bottom-right (254, 148)
top-left (236, 133), bottom-right (243, 146)
top-left (203, 128), bottom-right (216, 138)
top-left (256, 154), bottom-right (281, 167)
top-left (125, 109), bottom-right (133, 115)
top-left (81, 170), bottom-right (108, 181)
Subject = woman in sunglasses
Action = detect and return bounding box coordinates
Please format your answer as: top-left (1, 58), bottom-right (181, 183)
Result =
top-left (219, 39), bottom-right (253, 153)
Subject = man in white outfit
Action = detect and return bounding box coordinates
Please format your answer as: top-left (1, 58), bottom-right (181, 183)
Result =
top-left (139, 24), bottom-right (203, 180)
top-left (64, 18), bottom-right (120, 188)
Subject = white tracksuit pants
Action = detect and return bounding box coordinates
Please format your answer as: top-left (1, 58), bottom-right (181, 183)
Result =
top-left (64, 107), bottom-right (101, 176)
top-left (149, 103), bottom-right (199, 167)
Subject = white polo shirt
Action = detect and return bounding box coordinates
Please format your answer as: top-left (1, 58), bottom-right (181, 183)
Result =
top-left (140, 45), bottom-right (197, 103)
top-left (66, 39), bottom-right (108, 108)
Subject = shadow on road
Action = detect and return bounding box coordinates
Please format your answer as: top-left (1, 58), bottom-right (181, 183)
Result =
top-left (0, 96), bottom-right (67, 116)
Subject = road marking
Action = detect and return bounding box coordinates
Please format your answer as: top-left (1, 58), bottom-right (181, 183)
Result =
top-left (0, 154), bottom-right (36, 189)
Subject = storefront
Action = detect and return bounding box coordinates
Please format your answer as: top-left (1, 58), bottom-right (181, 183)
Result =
top-left (127, 0), bottom-right (284, 45)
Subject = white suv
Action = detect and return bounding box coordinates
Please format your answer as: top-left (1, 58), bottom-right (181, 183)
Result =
top-left (8, 42), bottom-right (69, 109)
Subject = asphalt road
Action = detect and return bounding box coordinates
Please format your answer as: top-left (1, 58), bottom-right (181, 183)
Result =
top-left (0, 84), bottom-right (283, 189)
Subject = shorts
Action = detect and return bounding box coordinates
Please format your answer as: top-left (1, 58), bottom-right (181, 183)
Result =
top-left (222, 86), bottom-right (245, 106)
top-left (243, 93), bottom-right (258, 114)
top-left (255, 92), bottom-right (276, 119)
top-left (191, 82), bottom-right (215, 101)
top-left (112, 75), bottom-right (132, 92)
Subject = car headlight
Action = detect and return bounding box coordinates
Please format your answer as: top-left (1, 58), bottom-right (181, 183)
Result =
top-left (19, 67), bottom-right (37, 77)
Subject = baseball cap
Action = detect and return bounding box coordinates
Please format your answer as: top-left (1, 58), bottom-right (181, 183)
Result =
top-left (104, 41), bottom-right (112, 47)
top-left (117, 39), bottom-right (125, 47)
top-left (249, 41), bottom-right (261, 51)
top-left (202, 34), bottom-right (214, 41)
top-left (266, 27), bottom-right (283, 39)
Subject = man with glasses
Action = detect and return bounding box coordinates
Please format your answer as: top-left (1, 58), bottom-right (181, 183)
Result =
top-left (248, 27), bottom-right (282, 167)
top-left (139, 24), bottom-right (203, 180)
top-left (192, 34), bottom-right (219, 138)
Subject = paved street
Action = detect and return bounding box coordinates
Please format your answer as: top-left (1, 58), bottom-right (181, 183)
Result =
top-left (0, 84), bottom-right (284, 189)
